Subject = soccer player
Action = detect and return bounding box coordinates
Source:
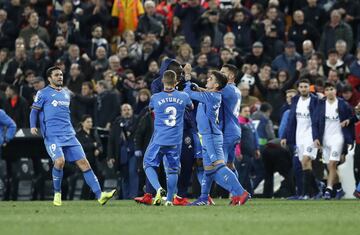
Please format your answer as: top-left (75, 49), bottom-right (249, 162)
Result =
top-left (313, 82), bottom-right (353, 199)
top-left (30, 66), bottom-right (116, 206)
top-left (143, 70), bottom-right (193, 206)
top-left (281, 78), bottom-right (320, 199)
top-left (184, 68), bottom-right (249, 206)
top-left (219, 64), bottom-right (241, 176)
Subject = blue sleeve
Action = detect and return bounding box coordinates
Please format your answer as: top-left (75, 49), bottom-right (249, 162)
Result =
top-left (0, 110), bottom-right (17, 142)
top-left (151, 78), bottom-right (162, 94)
top-left (184, 81), bottom-right (212, 104)
top-left (32, 90), bottom-right (45, 109)
top-left (30, 108), bottom-right (39, 128)
top-left (278, 110), bottom-right (289, 139)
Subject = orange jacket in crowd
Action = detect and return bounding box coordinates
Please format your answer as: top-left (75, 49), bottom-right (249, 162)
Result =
top-left (111, 0), bottom-right (144, 34)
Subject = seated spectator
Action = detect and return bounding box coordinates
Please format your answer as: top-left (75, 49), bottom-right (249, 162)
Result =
top-left (271, 41), bottom-right (303, 79)
top-left (0, 49), bottom-right (11, 82)
top-left (86, 24), bottom-right (110, 60)
top-left (122, 30), bottom-right (142, 62)
top-left (134, 88), bottom-right (151, 115)
top-left (238, 82), bottom-right (259, 111)
top-left (136, 0), bottom-right (165, 37)
top-left (32, 44), bottom-right (51, 78)
top-left (323, 49), bottom-right (349, 81)
top-left (175, 43), bottom-right (194, 65)
top-left (229, 8), bottom-right (252, 53)
top-left (335, 39), bottom-right (355, 66)
top-left (70, 81), bottom-right (95, 126)
top-left (244, 41), bottom-right (272, 69)
top-left (302, 40), bottom-right (315, 60)
top-left (4, 85), bottom-right (29, 128)
top-left (144, 60), bottom-right (159, 85)
top-left (66, 63), bottom-right (85, 95)
top-left (91, 46), bottom-right (109, 81)
top-left (0, 9), bottom-right (17, 50)
top-left (341, 84), bottom-right (360, 108)
top-left (19, 11), bottom-right (50, 47)
top-left (349, 47), bottom-right (360, 79)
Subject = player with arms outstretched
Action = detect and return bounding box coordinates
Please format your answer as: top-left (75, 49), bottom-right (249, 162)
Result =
top-left (143, 70), bottom-right (193, 206)
top-left (30, 66), bottom-right (116, 206)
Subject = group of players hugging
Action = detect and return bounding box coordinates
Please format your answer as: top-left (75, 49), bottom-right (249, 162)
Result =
top-left (30, 57), bottom-right (360, 206)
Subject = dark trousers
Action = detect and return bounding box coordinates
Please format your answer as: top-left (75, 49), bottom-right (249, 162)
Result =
top-left (262, 144), bottom-right (295, 198)
top-left (236, 154), bottom-right (253, 195)
top-left (354, 144), bottom-right (360, 186)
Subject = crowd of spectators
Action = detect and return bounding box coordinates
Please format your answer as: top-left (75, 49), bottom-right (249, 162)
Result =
top-left (1, 0), bottom-right (360, 199)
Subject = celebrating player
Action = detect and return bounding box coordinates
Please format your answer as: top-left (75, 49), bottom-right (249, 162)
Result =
top-left (143, 70), bottom-right (193, 206)
top-left (281, 78), bottom-right (320, 199)
top-left (313, 82), bottom-right (353, 199)
top-left (30, 66), bottom-right (116, 206)
top-left (219, 64), bottom-right (242, 176)
top-left (184, 68), bottom-right (250, 206)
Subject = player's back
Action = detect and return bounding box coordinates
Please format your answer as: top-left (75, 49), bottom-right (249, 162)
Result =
top-left (220, 83), bottom-right (241, 137)
top-left (33, 86), bottom-right (75, 137)
top-left (150, 90), bottom-right (192, 146)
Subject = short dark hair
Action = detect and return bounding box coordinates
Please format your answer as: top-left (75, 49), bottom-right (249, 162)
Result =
top-left (297, 78), bottom-right (310, 87)
top-left (162, 70), bottom-right (177, 86)
top-left (342, 84), bottom-right (353, 93)
top-left (260, 102), bottom-right (272, 112)
top-left (327, 48), bottom-right (338, 56)
top-left (80, 114), bottom-right (92, 123)
top-left (222, 64), bottom-right (238, 78)
top-left (46, 66), bottom-right (62, 79)
top-left (324, 81), bottom-right (336, 89)
top-left (57, 14), bottom-right (68, 23)
top-left (211, 70), bottom-right (228, 90)
top-left (7, 85), bottom-right (19, 94)
top-left (240, 104), bottom-right (250, 112)
top-left (82, 81), bottom-right (93, 90)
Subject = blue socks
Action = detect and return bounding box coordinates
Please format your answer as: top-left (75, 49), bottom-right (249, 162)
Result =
top-left (196, 166), bottom-right (204, 185)
top-left (357, 182), bottom-right (360, 192)
top-left (145, 167), bottom-right (161, 191)
top-left (231, 168), bottom-right (239, 179)
top-left (83, 169), bottom-right (102, 199)
top-left (52, 167), bottom-right (63, 193)
top-left (214, 165), bottom-right (245, 196)
top-left (200, 172), bottom-right (213, 199)
top-left (167, 172), bottom-right (178, 201)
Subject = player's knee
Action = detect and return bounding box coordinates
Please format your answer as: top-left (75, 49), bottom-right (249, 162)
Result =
top-left (167, 167), bottom-right (180, 175)
top-left (54, 157), bottom-right (65, 169)
top-left (76, 158), bottom-right (91, 171)
top-left (328, 161), bottom-right (337, 169)
top-left (196, 159), bottom-right (203, 167)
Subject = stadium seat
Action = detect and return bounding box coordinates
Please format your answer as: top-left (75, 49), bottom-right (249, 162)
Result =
top-left (11, 158), bottom-right (34, 201)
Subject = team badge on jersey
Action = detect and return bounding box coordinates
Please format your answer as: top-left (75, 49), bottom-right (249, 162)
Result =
top-left (307, 146), bottom-right (313, 152)
top-left (332, 151), bottom-right (339, 157)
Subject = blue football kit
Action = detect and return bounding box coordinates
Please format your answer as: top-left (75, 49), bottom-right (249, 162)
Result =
top-left (30, 86), bottom-right (101, 198)
top-left (184, 82), bottom-right (246, 199)
top-left (220, 83), bottom-right (242, 164)
top-left (143, 89), bottom-right (192, 201)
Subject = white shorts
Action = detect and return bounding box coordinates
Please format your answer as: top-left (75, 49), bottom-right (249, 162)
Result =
top-left (296, 143), bottom-right (318, 161)
top-left (322, 140), bottom-right (344, 164)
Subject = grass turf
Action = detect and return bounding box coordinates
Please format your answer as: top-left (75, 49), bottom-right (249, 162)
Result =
top-left (0, 199), bottom-right (359, 235)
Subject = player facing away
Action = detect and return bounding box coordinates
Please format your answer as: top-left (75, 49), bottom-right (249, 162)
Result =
top-left (30, 66), bottom-right (116, 206)
top-left (143, 70), bottom-right (193, 206)
top-left (184, 69), bottom-right (250, 206)
top-left (281, 78), bottom-right (320, 199)
top-left (219, 64), bottom-right (242, 177)
top-left (313, 82), bottom-right (353, 199)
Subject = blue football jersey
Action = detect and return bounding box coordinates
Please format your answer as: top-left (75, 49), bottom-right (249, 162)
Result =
top-left (150, 90), bottom-right (192, 145)
top-left (220, 83), bottom-right (241, 137)
top-left (32, 86), bottom-right (75, 137)
top-left (184, 82), bottom-right (222, 135)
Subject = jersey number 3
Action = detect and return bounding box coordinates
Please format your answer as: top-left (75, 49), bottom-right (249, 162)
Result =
top-left (164, 106), bottom-right (177, 127)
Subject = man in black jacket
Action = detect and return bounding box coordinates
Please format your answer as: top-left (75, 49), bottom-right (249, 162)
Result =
top-left (107, 104), bottom-right (138, 199)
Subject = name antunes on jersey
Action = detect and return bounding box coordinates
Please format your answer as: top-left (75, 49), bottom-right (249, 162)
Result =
top-left (157, 97), bottom-right (184, 106)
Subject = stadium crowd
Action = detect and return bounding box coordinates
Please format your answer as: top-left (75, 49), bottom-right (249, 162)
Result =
top-left (1, 0), bottom-right (360, 201)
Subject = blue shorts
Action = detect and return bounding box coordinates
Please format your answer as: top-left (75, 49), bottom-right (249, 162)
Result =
top-left (44, 135), bottom-right (85, 162)
top-left (223, 135), bottom-right (240, 164)
top-left (143, 141), bottom-right (181, 173)
top-left (201, 134), bottom-right (224, 167)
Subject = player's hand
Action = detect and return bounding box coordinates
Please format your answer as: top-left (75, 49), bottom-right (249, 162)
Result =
top-left (255, 150), bottom-right (261, 159)
top-left (94, 149), bottom-right (100, 157)
top-left (340, 119), bottom-right (350, 127)
top-left (30, 128), bottom-right (38, 135)
top-left (296, 61), bottom-right (303, 71)
top-left (280, 139), bottom-right (287, 148)
top-left (314, 139), bottom-right (321, 148)
top-left (184, 63), bottom-right (192, 76)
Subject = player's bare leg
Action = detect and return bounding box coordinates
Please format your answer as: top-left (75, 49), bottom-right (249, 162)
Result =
top-left (324, 161), bottom-right (337, 199)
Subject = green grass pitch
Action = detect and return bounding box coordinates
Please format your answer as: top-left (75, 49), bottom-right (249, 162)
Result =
top-left (0, 199), bottom-right (359, 235)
